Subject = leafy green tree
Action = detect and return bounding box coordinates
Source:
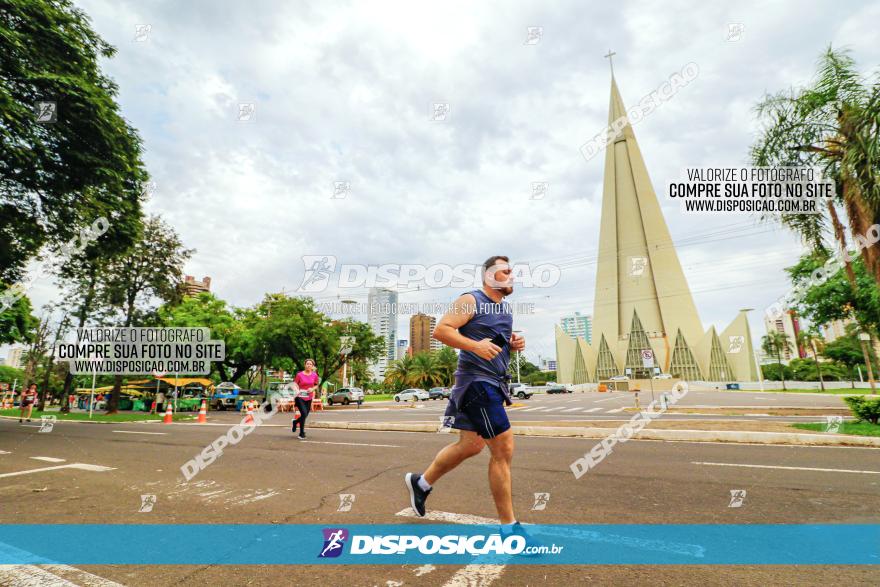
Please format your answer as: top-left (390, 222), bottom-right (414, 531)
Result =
top-left (760, 362), bottom-right (793, 382)
top-left (434, 346), bottom-right (457, 386)
top-left (159, 293), bottom-right (265, 383)
top-left (786, 254), bottom-right (880, 336)
top-left (762, 331), bottom-right (792, 390)
top-left (752, 47), bottom-right (880, 283)
top-left (384, 355), bottom-right (415, 392)
top-left (256, 295), bottom-right (383, 384)
top-left (409, 352), bottom-right (444, 389)
top-left (0, 0), bottom-right (147, 282)
top-left (797, 329), bottom-right (827, 390)
top-left (0, 283), bottom-right (37, 345)
top-left (823, 326), bottom-right (878, 388)
top-left (102, 215), bottom-right (192, 412)
top-left (53, 250), bottom-right (117, 411)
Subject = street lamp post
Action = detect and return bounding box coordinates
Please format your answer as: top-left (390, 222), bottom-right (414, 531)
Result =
top-left (513, 330), bottom-right (523, 384)
top-left (340, 300), bottom-right (357, 388)
top-left (740, 309), bottom-right (764, 392)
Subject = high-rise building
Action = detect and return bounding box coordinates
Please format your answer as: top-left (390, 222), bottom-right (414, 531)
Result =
top-left (560, 312), bottom-right (592, 343)
top-left (555, 72), bottom-right (758, 383)
top-left (409, 313), bottom-right (437, 355)
top-left (368, 287), bottom-right (398, 380)
top-left (396, 339), bottom-right (409, 360)
top-left (2, 346), bottom-right (24, 369)
top-left (184, 275), bottom-right (212, 296)
top-left (541, 358), bottom-right (557, 372)
top-left (763, 310), bottom-right (805, 362)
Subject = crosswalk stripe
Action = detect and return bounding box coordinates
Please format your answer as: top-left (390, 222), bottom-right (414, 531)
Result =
top-left (607, 407), bottom-right (625, 413)
top-left (584, 407), bottom-right (602, 413)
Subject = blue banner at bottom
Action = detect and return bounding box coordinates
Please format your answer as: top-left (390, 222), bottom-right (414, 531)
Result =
top-left (0, 524), bottom-right (877, 565)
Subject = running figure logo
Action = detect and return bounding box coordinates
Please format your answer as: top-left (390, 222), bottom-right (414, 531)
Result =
top-left (298, 255), bottom-right (337, 292)
top-left (337, 494), bottom-right (356, 512)
top-left (139, 494), bottom-right (157, 513)
top-left (728, 489), bottom-right (746, 508)
top-left (531, 492), bottom-right (550, 511)
top-left (38, 415), bottom-right (57, 433)
top-left (318, 528), bottom-right (349, 558)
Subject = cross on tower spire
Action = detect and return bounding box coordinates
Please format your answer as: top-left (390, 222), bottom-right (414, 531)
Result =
top-left (604, 49), bottom-right (616, 76)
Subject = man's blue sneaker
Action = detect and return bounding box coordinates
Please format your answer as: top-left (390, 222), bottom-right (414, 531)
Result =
top-left (405, 472), bottom-right (431, 517)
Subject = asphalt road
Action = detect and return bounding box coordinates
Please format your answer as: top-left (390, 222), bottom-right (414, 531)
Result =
top-left (308, 390), bottom-right (853, 425)
top-left (1, 414), bottom-right (878, 586)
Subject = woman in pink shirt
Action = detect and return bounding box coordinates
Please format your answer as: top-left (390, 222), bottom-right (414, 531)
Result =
top-left (291, 359), bottom-right (320, 439)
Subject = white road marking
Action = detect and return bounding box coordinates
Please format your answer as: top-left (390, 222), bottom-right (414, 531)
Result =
top-left (0, 544), bottom-right (123, 586)
top-left (607, 407), bottom-right (626, 413)
top-left (300, 440), bottom-right (401, 447)
top-left (519, 407), bottom-right (545, 412)
top-left (562, 407), bottom-right (582, 412)
top-left (584, 408), bottom-right (602, 413)
top-left (0, 565), bottom-right (78, 586)
top-left (42, 565), bottom-right (125, 587)
top-left (0, 450), bottom-right (9, 454)
top-left (693, 461), bottom-right (880, 474)
top-left (0, 463), bottom-right (115, 479)
top-left (396, 507), bottom-right (496, 525)
top-left (30, 457), bottom-right (65, 463)
top-left (112, 430), bottom-right (167, 435)
top-left (594, 396), bottom-right (621, 403)
top-left (396, 509), bottom-right (505, 586)
top-left (443, 565), bottom-right (506, 586)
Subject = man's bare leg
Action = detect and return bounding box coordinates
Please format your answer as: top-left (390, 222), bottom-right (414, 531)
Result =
top-left (423, 430), bottom-right (485, 485)
top-left (484, 429), bottom-right (515, 524)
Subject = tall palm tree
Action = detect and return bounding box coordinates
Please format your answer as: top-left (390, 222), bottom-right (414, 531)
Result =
top-left (762, 331), bottom-right (792, 390)
top-left (752, 47), bottom-right (880, 390)
top-left (797, 328), bottom-right (826, 391)
top-left (410, 352), bottom-right (444, 389)
top-left (752, 47), bottom-right (880, 278)
top-left (434, 346), bottom-right (458, 386)
top-left (383, 355), bottom-right (414, 391)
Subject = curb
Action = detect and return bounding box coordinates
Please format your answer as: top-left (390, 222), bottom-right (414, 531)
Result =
top-left (307, 421), bottom-right (880, 447)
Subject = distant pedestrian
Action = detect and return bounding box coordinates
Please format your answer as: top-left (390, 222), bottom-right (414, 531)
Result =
top-left (19, 383), bottom-right (37, 422)
top-left (291, 359), bottom-right (320, 439)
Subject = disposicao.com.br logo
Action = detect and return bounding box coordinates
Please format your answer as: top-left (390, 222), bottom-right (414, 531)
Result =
top-left (318, 527), bottom-right (561, 557)
top-left (298, 256), bottom-right (561, 292)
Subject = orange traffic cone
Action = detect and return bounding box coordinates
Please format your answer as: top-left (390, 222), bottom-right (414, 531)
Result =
top-left (244, 402), bottom-right (254, 424)
top-left (163, 403), bottom-right (173, 424)
top-left (197, 400), bottom-right (208, 424)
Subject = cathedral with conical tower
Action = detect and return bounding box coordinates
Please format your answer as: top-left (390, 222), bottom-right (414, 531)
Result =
top-left (555, 71), bottom-right (759, 384)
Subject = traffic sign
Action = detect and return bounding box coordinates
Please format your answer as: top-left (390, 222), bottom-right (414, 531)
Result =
top-left (641, 349), bottom-right (654, 368)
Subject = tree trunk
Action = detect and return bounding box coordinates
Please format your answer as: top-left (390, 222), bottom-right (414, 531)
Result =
top-left (826, 200), bottom-right (877, 393)
top-left (811, 344), bottom-right (825, 392)
top-left (776, 351), bottom-right (786, 390)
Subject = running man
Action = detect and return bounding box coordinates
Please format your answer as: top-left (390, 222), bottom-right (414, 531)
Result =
top-left (405, 255), bottom-right (527, 531)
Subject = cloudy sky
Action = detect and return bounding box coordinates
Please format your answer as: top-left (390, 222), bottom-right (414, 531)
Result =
top-left (11, 0), bottom-right (880, 364)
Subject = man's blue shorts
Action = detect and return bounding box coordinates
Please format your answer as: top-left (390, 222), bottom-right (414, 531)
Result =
top-left (443, 380), bottom-right (510, 439)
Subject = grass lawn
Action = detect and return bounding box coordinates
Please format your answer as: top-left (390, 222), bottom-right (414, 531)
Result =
top-left (791, 421), bottom-right (880, 437)
top-left (737, 388), bottom-right (876, 395)
top-left (0, 408), bottom-right (195, 423)
top-left (363, 394), bottom-right (394, 402)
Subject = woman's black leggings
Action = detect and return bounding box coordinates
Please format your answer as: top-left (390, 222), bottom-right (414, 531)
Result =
top-left (293, 397), bottom-right (312, 435)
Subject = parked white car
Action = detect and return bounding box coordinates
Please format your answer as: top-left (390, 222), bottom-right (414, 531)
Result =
top-left (394, 389), bottom-right (429, 402)
top-left (652, 373), bottom-right (673, 380)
